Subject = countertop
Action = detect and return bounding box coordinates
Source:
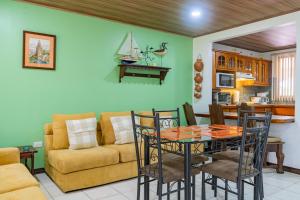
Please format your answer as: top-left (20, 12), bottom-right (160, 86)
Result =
top-left (195, 112), bottom-right (295, 123)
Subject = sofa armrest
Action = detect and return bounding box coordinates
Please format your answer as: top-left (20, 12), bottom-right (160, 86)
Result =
top-left (0, 148), bottom-right (20, 165)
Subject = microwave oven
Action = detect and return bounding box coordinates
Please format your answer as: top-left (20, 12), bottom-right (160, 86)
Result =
top-left (212, 92), bottom-right (231, 105)
top-left (216, 72), bottom-right (235, 88)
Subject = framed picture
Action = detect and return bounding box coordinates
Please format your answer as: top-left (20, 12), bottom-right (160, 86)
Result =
top-left (23, 31), bottom-right (56, 70)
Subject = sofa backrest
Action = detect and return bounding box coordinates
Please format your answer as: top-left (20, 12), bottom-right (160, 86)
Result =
top-left (44, 113), bottom-right (102, 151)
top-left (99, 112), bottom-right (131, 145)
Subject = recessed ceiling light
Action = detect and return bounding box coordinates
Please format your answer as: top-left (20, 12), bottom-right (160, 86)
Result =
top-left (191, 10), bottom-right (201, 17)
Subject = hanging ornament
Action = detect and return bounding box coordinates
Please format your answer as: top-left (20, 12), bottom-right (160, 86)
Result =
top-left (194, 58), bottom-right (204, 72)
top-left (194, 93), bottom-right (201, 99)
top-left (194, 73), bottom-right (203, 83)
top-left (194, 84), bottom-right (202, 92)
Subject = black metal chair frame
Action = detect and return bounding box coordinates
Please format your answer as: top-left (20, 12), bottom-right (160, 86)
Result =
top-left (201, 112), bottom-right (272, 200)
top-left (132, 111), bottom-right (192, 200)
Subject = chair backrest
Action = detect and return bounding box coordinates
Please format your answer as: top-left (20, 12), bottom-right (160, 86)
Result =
top-left (131, 111), bottom-right (163, 180)
top-left (152, 108), bottom-right (180, 128)
top-left (209, 104), bottom-right (225, 125)
top-left (182, 102), bottom-right (197, 126)
top-left (238, 112), bottom-right (272, 179)
top-left (237, 103), bottom-right (255, 126)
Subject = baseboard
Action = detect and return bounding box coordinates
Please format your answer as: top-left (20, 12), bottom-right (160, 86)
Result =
top-left (35, 168), bottom-right (45, 174)
top-left (267, 162), bottom-right (300, 175)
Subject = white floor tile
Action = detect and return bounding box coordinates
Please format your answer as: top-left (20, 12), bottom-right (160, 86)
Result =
top-left (54, 192), bottom-right (90, 200)
top-left (35, 170), bottom-right (300, 200)
top-left (84, 185), bottom-right (119, 200)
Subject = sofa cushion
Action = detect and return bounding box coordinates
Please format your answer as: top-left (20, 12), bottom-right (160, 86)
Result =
top-left (66, 118), bottom-right (98, 150)
top-left (139, 111), bottom-right (172, 128)
top-left (48, 146), bottom-right (119, 174)
top-left (103, 144), bottom-right (138, 163)
top-left (0, 186), bottom-right (47, 200)
top-left (100, 112), bottom-right (131, 145)
top-left (0, 163), bottom-right (39, 194)
top-left (52, 112), bottom-right (96, 149)
top-left (0, 148), bottom-right (20, 165)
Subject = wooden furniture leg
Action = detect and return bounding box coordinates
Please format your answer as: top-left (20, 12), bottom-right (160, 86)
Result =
top-left (276, 143), bottom-right (284, 174)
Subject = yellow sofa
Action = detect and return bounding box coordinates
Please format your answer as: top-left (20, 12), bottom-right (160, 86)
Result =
top-left (0, 148), bottom-right (47, 200)
top-left (44, 112), bottom-right (138, 192)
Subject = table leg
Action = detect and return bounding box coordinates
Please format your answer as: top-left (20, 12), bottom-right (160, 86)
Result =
top-left (31, 154), bottom-right (35, 175)
top-left (184, 143), bottom-right (191, 200)
top-left (144, 136), bottom-right (150, 200)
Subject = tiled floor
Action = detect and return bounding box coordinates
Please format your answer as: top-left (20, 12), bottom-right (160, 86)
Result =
top-left (36, 168), bottom-right (300, 200)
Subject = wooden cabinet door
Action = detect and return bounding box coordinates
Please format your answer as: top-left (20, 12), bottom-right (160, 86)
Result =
top-left (261, 60), bottom-right (270, 85)
top-left (237, 57), bottom-right (244, 72)
top-left (216, 52), bottom-right (226, 70)
top-left (253, 60), bottom-right (261, 85)
top-left (244, 58), bottom-right (253, 73)
top-left (226, 54), bottom-right (236, 71)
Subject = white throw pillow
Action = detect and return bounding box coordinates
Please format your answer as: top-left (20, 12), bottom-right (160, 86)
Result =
top-left (110, 116), bottom-right (139, 144)
top-left (66, 118), bottom-right (98, 150)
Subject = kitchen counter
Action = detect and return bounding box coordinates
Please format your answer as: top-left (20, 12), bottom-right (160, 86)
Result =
top-left (196, 112), bottom-right (295, 123)
top-left (220, 104), bottom-right (295, 116)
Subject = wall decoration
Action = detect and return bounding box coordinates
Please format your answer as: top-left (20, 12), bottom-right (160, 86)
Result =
top-left (153, 42), bottom-right (168, 66)
top-left (117, 32), bottom-right (142, 64)
top-left (140, 45), bottom-right (154, 66)
top-left (194, 55), bottom-right (204, 99)
top-left (23, 31), bottom-right (56, 70)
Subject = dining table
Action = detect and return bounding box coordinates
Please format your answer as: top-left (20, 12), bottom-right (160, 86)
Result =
top-left (143, 124), bottom-right (244, 200)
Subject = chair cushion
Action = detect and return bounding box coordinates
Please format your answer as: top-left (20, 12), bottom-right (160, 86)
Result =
top-left (0, 163), bottom-right (39, 194)
top-left (143, 160), bottom-right (201, 184)
top-left (103, 144), bottom-right (137, 163)
top-left (212, 150), bottom-right (240, 162)
top-left (48, 146), bottom-right (119, 174)
top-left (267, 136), bottom-right (282, 143)
top-left (212, 150), bottom-right (254, 166)
top-left (52, 112), bottom-right (96, 149)
top-left (100, 112), bottom-right (131, 145)
top-left (66, 118), bottom-right (98, 150)
top-left (201, 160), bottom-right (259, 182)
top-left (0, 186), bottom-right (47, 200)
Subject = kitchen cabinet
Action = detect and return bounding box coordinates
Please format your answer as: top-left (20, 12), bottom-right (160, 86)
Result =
top-left (213, 50), bottom-right (271, 87)
top-left (215, 51), bottom-right (236, 71)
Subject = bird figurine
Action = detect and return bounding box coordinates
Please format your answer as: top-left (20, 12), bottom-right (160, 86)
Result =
top-left (153, 42), bottom-right (168, 56)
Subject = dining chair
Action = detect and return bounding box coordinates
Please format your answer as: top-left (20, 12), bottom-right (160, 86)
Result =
top-left (200, 112), bottom-right (272, 200)
top-left (209, 103), bottom-right (225, 125)
top-left (131, 111), bottom-right (201, 200)
top-left (152, 108), bottom-right (180, 129)
top-left (182, 102), bottom-right (197, 126)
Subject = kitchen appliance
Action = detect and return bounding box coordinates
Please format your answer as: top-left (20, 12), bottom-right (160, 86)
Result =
top-left (250, 96), bottom-right (270, 104)
top-left (236, 72), bottom-right (255, 80)
top-left (212, 92), bottom-right (231, 104)
top-left (216, 72), bottom-right (235, 88)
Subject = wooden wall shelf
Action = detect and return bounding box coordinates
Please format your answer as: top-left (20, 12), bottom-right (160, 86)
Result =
top-left (118, 64), bottom-right (171, 84)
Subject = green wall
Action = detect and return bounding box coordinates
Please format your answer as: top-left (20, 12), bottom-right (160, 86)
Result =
top-left (0, 0), bottom-right (192, 168)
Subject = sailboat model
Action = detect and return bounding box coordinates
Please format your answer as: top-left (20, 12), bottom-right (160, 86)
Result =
top-left (117, 32), bottom-right (141, 64)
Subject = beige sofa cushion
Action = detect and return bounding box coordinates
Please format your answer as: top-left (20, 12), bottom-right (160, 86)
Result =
top-left (103, 144), bottom-right (138, 163)
top-left (0, 186), bottom-right (47, 200)
top-left (0, 163), bottom-right (39, 194)
top-left (52, 112), bottom-right (96, 149)
top-left (100, 112), bottom-right (131, 145)
top-left (48, 146), bottom-right (119, 174)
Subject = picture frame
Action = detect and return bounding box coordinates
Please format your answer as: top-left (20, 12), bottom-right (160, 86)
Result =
top-left (23, 31), bottom-right (56, 70)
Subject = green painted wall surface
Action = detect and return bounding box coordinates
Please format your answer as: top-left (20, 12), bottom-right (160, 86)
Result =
top-left (0, 0), bottom-right (192, 168)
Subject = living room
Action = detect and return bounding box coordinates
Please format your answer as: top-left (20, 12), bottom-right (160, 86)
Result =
top-left (1, 1), bottom-right (300, 200)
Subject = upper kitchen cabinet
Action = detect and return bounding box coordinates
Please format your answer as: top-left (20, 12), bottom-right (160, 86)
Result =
top-left (215, 51), bottom-right (236, 71)
top-left (213, 50), bottom-right (271, 87)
